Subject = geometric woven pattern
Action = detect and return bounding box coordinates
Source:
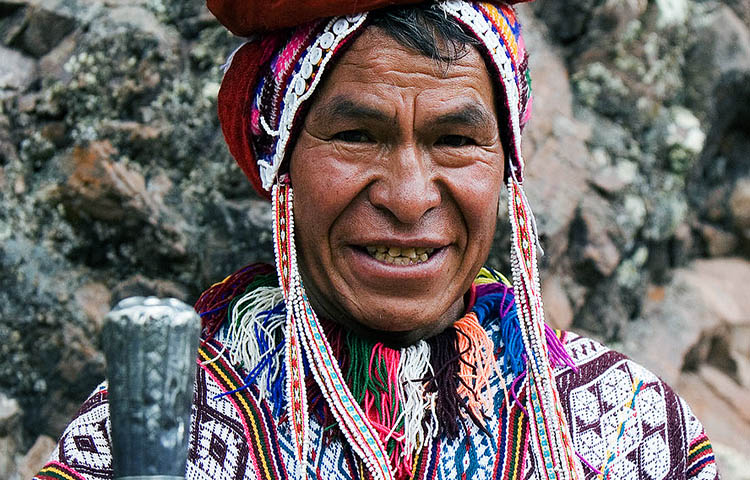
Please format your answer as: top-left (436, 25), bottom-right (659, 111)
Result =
top-left (36, 330), bottom-right (720, 480)
top-left (556, 333), bottom-right (718, 480)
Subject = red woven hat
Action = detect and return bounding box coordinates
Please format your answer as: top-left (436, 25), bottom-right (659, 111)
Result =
top-left (208, 0), bottom-right (530, 35)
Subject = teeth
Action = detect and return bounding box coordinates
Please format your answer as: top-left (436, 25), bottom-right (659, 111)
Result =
top-left (364, 245), bottom-right (435, 265)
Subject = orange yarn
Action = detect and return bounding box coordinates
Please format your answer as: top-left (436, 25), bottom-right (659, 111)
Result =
top-left (453, 312), bottom-right (502, 420)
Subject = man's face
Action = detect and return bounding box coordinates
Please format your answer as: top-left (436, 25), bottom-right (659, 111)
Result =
top-left (289, 28), bottom-right (504, 346)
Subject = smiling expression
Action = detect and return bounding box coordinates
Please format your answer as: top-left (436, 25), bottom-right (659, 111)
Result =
top-left (288, 28), bottom-right (504, 346)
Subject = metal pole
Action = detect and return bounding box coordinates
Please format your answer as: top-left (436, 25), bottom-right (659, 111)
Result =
top-left (102, 297), bottom-right (200, 480)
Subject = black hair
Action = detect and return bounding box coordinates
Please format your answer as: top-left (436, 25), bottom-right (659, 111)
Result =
top-left (370, 5), bottom-right (480, 64)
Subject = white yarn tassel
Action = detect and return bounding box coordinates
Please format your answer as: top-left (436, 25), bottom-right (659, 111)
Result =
top-left (389, 341), bottom-right (438, 456)
top-left (225, 286), bottom-right (285, 400)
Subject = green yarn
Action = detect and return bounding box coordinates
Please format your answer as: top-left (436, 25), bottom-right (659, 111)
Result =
top-left (345, 333), bottom-right (387, 406)
top-left (343, 332), bottom-right (404, 455)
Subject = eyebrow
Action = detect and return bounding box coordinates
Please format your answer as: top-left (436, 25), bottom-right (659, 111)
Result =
top-left (431, 104), bottom-right (495, 128)
top-left (312, 96), bottom-right (393, 124)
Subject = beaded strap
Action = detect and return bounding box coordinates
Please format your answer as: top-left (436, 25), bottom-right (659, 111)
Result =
top-left (273, 184), bottom-right (394, 480)
top-left (508, 178), bottom-right (582, 480)
top-left (273, 184), bottom-right (309, 479)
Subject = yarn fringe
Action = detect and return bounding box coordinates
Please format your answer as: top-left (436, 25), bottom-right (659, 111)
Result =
top-left (394, 341), bottom-right (438, 459)
top-left (225, 286), bottom-right (286, 413)
top-left (454, 312), bottom-right (503, 421)
top-left (198, 263), bottom-right (577, 477)
top-left (342, 334), bottom-right (438, 477)
top-left (195, 264), bottom-right (276, 339)
top-left (426, 328), bottom-right (462, 438)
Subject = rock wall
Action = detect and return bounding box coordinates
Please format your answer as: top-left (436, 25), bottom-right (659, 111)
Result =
top-left (0, 0), bottom-right (748, 477)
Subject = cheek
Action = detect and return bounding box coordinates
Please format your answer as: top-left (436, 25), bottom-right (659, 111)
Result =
top-left (450, 169), bottom-right (503, 239)
top-left (290, 145), bottom-right (369, 242)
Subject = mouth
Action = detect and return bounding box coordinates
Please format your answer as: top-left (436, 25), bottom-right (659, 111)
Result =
top-left (363, 245), bottom-right (437, 265)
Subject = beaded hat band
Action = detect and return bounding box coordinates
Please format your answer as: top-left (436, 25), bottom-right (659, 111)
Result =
top-left (216, 2), bottom-right (583, 479)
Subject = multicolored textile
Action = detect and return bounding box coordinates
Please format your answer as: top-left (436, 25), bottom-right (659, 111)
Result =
top-left (216, 4), bottom-right (576, 476)
top-left (36, 265), bottom-right (719, 480)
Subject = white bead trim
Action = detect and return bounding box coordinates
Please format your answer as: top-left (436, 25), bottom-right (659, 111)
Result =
top-left (259, 14), bottom-right (368, 190)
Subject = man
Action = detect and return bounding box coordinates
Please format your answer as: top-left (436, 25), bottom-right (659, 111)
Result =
top-left (36, 2), bottom-right (719, 479)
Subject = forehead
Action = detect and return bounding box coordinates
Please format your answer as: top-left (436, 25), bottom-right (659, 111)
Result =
top-left (307, 27), bottom-right (496, 113)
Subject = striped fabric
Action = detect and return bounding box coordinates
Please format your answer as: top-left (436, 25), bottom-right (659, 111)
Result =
top-left (35, 266), bottom-right (720, 480)
top-left (35, 462), bottom-right (87, 480)
top-left (687, 434), bottom-right (716, 478)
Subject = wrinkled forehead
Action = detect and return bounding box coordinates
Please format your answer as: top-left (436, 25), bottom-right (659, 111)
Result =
top-left (302, 27), bottom-right (499, 122)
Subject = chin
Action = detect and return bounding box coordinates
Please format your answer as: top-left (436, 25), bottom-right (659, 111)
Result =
top-left (341, 309), bottom-right (454, 347)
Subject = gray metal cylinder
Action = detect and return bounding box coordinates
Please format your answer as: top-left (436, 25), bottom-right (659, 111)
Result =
top-left (102, 297), bottom-right (200, 479)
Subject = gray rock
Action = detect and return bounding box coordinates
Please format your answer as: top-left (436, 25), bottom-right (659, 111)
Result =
top-left (529, 0), bottom-right (600, 43)
top-left (0, 392), bottom-right (20, 434)
top-left (107, 5), bottom-right (180, 51)
top-left (622, 257), bottom-right (750, 382)
top-left (541, 275), bottom-right (574, 330)
top-left (0, 392), bottom-right (21, 479)
top-left (713, 443), bottom-right (750, 480)
top-left (12, 2), bottom-right (76, 57)
top-left (730, 178), bottom-right (750, 239)
top-left (653, 0), bottom-right (690, 28)
top-left (726, 0), bottom-right (750, 25)
top-left (684, 4), bottom-right (750, 117)
top-left (17, 434), bottom-right (56, 479)
top-left (0, 437), bottom-right (18, 480)
top-left (589, 164), bottom-right (632, 195)
top-left (647, 106), bottom-right (706, 174)
top-left (569, 195), bottom-right (622, 282)
top-left (700, 223), bottom-right (740, 257)
top-left (0, 45), bottom-right (35, 91)
top-left (689, 70), bottom-right (750, 253)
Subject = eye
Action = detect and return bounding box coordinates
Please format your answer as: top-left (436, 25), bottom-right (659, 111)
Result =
top-left (435, 135), bottom-right (476, 147)
top-left (332, 130), bottom-right (374, 143)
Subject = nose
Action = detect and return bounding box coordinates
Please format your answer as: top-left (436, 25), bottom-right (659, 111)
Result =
top-left (367, 144), bottom-right (441, 225)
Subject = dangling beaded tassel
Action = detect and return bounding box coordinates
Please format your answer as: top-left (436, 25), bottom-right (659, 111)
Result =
top-left (272, 183), bottom-right (310, 479)
top-left (507, 176), bottom-right (583, 480)
top-left (273, 182), bottom-right (395, 480)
